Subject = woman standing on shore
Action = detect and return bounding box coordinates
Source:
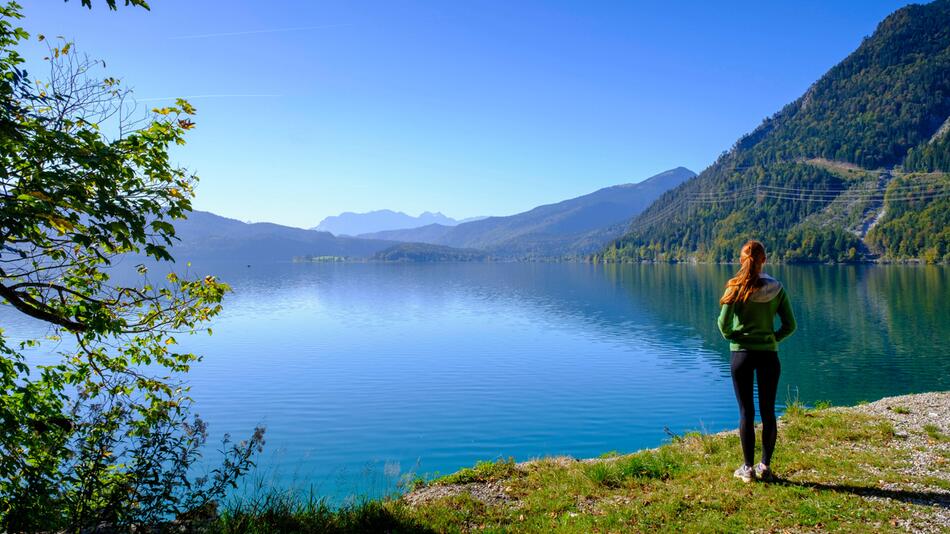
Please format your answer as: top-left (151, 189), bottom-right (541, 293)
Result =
top-left (718, 240), bottom-right (797, 483)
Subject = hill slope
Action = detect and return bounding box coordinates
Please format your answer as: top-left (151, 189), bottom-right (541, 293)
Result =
top-left (361, 223), bottom-right (456, 244)
top-left (167, 211), bottom-right (397, 262)
top-left (362, 167), bottom-right (696, 258)
top-left (601, 0), bottom-right (950, 264)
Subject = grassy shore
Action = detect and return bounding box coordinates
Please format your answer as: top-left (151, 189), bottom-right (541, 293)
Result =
top-left (210, 393), bottom-right (949, 533)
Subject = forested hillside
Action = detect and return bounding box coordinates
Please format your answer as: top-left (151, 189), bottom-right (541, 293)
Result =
top-left (599, 0), bottom-right (950, 264)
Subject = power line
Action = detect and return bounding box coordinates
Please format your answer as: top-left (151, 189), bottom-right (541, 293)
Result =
top-left (682, 182), bottom-right (950, 202)
top-left (619, 160), bottom-right (949, 234)
top-left (758, 181), bottom-right (949, 193)
top-left (687, 189), bottom-right (950, 203)
top-left (752, 191), bottom-right (950, 203)
top-left (686, 180), bottom-right (949, 199)
top-left (626, 182), bottom-right (950, 232)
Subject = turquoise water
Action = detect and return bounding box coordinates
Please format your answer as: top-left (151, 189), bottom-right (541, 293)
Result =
top-left (6, 263), bottom-right (949, 502)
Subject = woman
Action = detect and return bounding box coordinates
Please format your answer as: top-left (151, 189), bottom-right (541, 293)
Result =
top-left (717, 240), bottom-right (796, 483)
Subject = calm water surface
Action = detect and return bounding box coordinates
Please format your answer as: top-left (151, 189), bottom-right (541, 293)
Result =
top-left (7, 263), bottom-right (950, 502)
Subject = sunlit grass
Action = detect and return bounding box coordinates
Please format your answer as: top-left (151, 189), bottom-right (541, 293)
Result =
top-left (208, 403), bottom-right (940, 533)
top-left (429, 458), bottom-right (519, 486)
top-left (923, 423), bottom-right (949, 442)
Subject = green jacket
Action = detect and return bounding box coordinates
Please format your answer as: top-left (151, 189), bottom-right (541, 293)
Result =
top-left (717, 274), bottom-right (797, 352)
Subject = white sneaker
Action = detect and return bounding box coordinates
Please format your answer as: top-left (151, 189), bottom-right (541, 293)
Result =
top-left (733, 464), bottom-right (755, 483)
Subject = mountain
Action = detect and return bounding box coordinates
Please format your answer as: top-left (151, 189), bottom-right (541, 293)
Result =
top-left (361, 223), bottom-right (456, 244)
top-left (599, 0), bottom-right (950, 264)
top-left (165, 211), bottom-right (397, 262)
top-left (359, 167), bottom-right (696, 258)
top-left (312, 210), bottom-right (475, 236)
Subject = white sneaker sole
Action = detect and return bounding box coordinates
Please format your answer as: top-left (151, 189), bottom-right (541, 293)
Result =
top-left (733, 472), bottom-right (755, 483)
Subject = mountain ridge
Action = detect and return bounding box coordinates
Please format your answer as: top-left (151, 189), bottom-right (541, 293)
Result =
top-left (166, 210), bottom-right (399, 262)
top-left (312, 209), bottom-right (484, 236)
top-left (165, 167), bottom-right (694, 262)
top-left (360, 167), bottom-right (696, 257)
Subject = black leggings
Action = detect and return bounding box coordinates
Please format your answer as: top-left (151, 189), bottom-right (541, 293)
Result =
top-left (730, 350), bottom-right (781, 467)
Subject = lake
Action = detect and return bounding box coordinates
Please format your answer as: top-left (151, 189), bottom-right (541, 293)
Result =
top-left (6, 262), bottom-right (950, 503)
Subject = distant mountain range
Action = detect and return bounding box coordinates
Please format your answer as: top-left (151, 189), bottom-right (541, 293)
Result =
top-left (600, 0), bottom-right (950, 264)
top-left (359, 167), bottom-right (696, 258)
top-left (311, 210), bottom-right (485, 236)
top-left (165, 211), bottom-right (397, 262)
top-left (163, 168), bottom-right (692, 262)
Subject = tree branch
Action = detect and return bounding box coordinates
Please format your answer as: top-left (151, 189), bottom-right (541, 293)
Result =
top-left (0, 282), bottom-right (86, 331)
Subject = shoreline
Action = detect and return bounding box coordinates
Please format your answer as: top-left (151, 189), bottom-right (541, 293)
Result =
top-left (400, 391), bottom-right (950, 532)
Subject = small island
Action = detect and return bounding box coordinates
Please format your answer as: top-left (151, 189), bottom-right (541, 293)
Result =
top-left (371, 243), bottom-right (491, 263)
top-left (292, 255), bottom-right (350, 263)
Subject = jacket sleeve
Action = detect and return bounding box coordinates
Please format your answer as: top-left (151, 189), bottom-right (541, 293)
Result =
top-left (774, 288), bottom-right (797, 342)
top-left (717, 303), bottom-right (737, 341)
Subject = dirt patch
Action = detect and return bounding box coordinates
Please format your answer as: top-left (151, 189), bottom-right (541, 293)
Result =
top-left (401, 480), bottom-right (519, 508)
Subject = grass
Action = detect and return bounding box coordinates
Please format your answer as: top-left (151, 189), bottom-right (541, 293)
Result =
top-left (201, 403), bottom-right (943, 533)
top-left (889, 405), bottom-right (911, 414)
top-left (429, 458), bottom-right (519, 486)
top-left (923, 423), bottom-right (949, 442)
top-left (213, 495), bottom-right (430, 534)
top-left (782, 386), bottom-right (832, 415)
top-left (581, 447), bottom-right (684, 487)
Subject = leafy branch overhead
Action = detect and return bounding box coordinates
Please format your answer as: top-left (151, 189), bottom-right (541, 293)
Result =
top-left (74, 0), bottom-right (150, 11)
top-left (0, 34), bottom-right (216, 336)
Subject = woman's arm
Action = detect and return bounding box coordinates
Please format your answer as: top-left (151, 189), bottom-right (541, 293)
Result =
top-left (718, 303), bottom-right (737, 341)
top-left (774, 288), bottom-right (797, 342)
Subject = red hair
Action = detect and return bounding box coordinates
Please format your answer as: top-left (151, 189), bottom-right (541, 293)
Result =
top-left (720, 240), bottom-right (767, 305)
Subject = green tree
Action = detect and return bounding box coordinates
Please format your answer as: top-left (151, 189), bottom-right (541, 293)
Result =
top-left (0, 3), bottom-right (261, 529)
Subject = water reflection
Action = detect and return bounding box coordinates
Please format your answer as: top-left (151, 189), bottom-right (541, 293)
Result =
top-left (590, 263), bottom-right (948, 404)
top-left (3, 261), bottom-right (947, 502)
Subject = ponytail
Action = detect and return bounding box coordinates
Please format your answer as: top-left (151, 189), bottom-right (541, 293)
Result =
top-left (720, 240), bottom-right (767, 305)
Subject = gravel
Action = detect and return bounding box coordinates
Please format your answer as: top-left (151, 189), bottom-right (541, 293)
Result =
top-left (844, 392), bottom-right (950, 533)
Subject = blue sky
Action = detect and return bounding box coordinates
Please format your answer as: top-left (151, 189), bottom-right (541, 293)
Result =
top-left (21, 0), bottom-right (914, 228)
